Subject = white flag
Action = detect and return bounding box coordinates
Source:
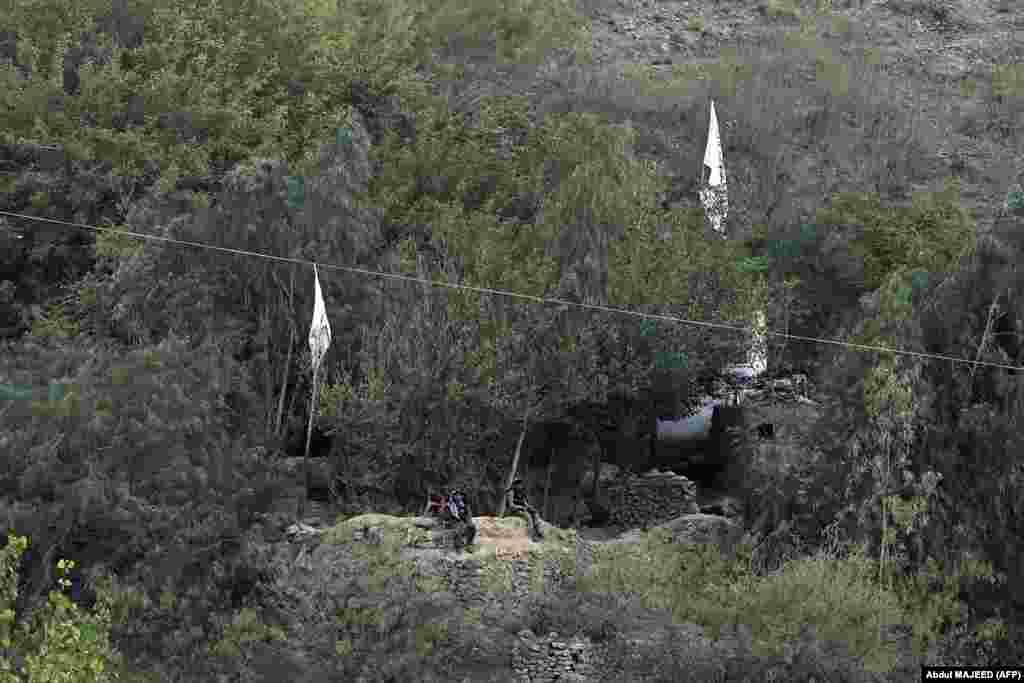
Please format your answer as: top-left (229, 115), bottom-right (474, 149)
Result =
top-left (699, 99), bottom-right (728, 237)
top-left (309, 264), bottom-right (331, 372)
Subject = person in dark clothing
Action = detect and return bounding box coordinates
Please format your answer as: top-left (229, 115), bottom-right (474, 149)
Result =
top-left (506, 478), bottom-right (544, 541)
top-left (448, 488), bottom-right (477, 548)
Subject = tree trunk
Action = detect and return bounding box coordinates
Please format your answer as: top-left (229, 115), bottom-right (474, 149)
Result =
top-left (590, 433), bottom-right (603, 501)
top-left (263, 354), bottom-right (273, 441)
top-left (498, 413), bottom-right (530, 516)
top-left (543, 458), bottom-right (554, 520)
top-left (275, 266), bottom-right (297, 437)
top-left (968, 293), bottom-right (1000, 391)
top-left (275, 324), bottom-right (295, 437)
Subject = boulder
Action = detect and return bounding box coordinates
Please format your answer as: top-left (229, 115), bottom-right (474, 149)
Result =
top-left (285, 522), bottom-right (322, 543)
top-left (412, 516), bottom-right (441, 529)
top-left (654, 513), bottom-right (744, 560)
top-left (579, 463), bottom-right (621, 491)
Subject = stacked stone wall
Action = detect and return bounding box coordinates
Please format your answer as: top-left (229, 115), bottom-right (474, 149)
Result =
top-left (512, 630), bottom-right (596, 683)
top-left (603, 471), bottom-right (699, 529)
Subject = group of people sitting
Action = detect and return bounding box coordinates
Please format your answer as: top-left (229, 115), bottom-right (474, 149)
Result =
top-left (425, 477), bottom-right (544, 548)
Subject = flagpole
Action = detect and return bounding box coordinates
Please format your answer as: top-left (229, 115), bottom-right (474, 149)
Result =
top-left (299, 361), bottom-right (320, 522)
top-left (300, 263), bottom-right (332, 523)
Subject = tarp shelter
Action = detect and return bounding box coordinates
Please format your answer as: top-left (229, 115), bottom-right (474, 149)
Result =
top-left (657, 397), bottom-right (722, 441)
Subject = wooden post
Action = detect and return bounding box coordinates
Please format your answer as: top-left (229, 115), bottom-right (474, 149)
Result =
top-left (542, 459), bottom-right (554, 521)
top-left (298, 362), bottom-right (322, 522)
top-left (589, 430), bottom-right (603, 501)
top-left (498, 413), bottom-right (530, 516)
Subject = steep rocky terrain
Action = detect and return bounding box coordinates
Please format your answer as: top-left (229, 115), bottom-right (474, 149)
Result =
top-left (1, 0), bottom-right (1022, 681)
top-left (570, 0), bottom-right (1021, 234)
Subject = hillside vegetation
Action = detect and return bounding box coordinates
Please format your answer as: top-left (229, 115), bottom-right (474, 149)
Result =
top-left (0, 0), bottom-right (1022, 680)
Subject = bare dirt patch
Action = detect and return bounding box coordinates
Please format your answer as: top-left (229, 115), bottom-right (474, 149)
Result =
top-left (473, 516), bottom-right (538, 561)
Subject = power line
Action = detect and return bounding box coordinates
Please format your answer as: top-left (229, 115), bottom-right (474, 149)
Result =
top-left (2, 208), bottom-right (1022, 372)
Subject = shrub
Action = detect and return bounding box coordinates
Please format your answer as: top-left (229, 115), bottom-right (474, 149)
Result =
top-left (764, 0), bottom-right (802, 20)
top-left (0, 534), bottom-right (121, 683)
top-left (577, 525), bottom-right (982, 677)
top-left (208, 607), bottom-right (287, 659)
top-left (814, 180), bottom-right (975, 293)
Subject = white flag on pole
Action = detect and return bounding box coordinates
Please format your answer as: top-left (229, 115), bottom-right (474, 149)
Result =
top-left (309, 264), bottom-right (331, 372)
top-left (699, 100), bottom-right (728, 237)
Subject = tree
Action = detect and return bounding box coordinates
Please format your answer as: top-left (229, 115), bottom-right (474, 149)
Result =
top-left (1, 535), bottom-right (123, 683)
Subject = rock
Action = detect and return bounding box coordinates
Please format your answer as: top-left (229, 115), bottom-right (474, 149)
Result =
top-left (413, 516), bottom-right (440, 529)
top-left (352, 526), bottom-right (383, 545)
top-left (285, 522), bottom-right (322, 542)
top-left (580, 463), bottom-right (621, 490)
top-left (654, 514), bottom-right (745, 560)
top-left (642, 468), bottom-right (664, 478)
top-left (603, 472), bottom-right (699, 529)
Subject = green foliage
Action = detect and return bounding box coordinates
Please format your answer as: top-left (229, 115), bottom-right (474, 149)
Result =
top-left (863, 360), bottom-right (913, 420)
top-left (1, 0), bottom-right (356, 185)
top-left (610, 204), bottom-right (763, 325)
top-left (209, 607), bottom-right (287, 659)
top-left (737, 256), bottom-right (771, 274)
top-left (580, 531), bottom-right (754, 639)
top-left (30, 304), bottom-right (80, 340)
top-left (0, 535), bottom-right (121, 683)
top-left (285, 176), bottom-right (305, 209)
top-left (815, 180), bottom-right (975, 292)
top-left (374, 94), bottom-right (560, 297)
top-left (413, 622), bottom-right (447, 658)
top-left (655, 351), bottom-right (689, 370)
top-left (974, 617), bottom-right (1008, 643)
top-left (326, 521), bottom-right (458, 680)
top-left (318, 379), bottom-right (355, 419)
top-left (1006, 188), bottom-right (1024, 212)
top-left (888, 555), bottom-right (1000, 657)
top-left (480, 557), bottom-right (514, 594)
top-left (579, 529), bottom-right (977, 675)
top-left (991, 62), bottom-right (1024, 99)
top-left (765, 0), bottom-right (802, 20)
top-left (397, 237), bottom-right (418, 275)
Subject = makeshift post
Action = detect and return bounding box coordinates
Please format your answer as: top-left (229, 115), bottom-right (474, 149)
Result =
top-left (499, 413), bottom-right (530, 517)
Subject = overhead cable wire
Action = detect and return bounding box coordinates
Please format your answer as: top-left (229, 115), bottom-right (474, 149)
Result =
top-left (1, 209), bottom-right (1022, 372)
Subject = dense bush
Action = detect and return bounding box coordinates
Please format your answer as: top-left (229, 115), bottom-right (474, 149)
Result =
top-left (577, 526), bottom-right (989, 677)
top-left (1, 534), bottom-right (121, 682)
top-left (777, 232), bottom-right (1024, 665)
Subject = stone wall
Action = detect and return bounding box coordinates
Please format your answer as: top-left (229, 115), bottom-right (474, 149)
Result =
top-left (512, 630), bottom-right (596, 683)
top-left (603, 470), bottom-right (699, 529)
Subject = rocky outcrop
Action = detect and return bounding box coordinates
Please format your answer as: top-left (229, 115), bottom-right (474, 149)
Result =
top-left (603, 469), bottom-right (699, 529)
top-left (264, 509), bottom-right (793, 682)
top-left (654, 513), bottom-right (745, 561)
